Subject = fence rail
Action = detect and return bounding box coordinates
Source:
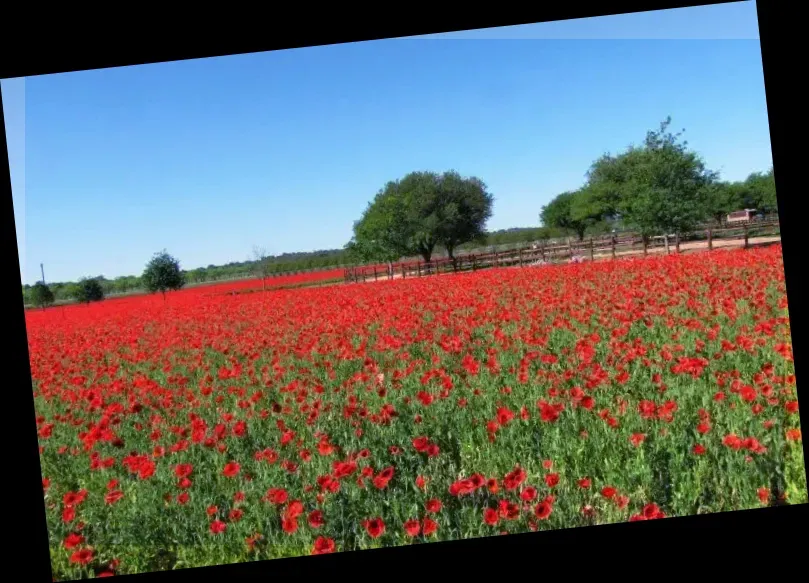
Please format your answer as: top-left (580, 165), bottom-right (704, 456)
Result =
top-left (343, 219), bottom-right (781, 284)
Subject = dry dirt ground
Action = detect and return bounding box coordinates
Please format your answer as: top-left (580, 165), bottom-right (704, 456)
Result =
top-left (348, 235), bottom-right (782, 284)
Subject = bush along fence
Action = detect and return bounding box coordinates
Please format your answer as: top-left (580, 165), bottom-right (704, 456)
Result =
top-left (343, 217), bottom-right (781, 284)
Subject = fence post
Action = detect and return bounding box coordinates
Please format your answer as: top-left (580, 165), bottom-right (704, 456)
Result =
top-left (744, 223), bottom-right (749, 249)
top-left (519, 248), bottom-right (523, 267)
top-left (472, 255), bottom-right (477, 271)
top-left (642, 236), bottom-right (648, 256)
top-left (611, 235), bottom-right (616, 259)
top-left (417, 261), bottom-right (422, 277)
top-left (568, 237), bottom-right (573, 261)
top-left (664, 234), bottom-right (670, 255)
top-left (675, 233), bottom-right (680, 253)
top-left (401, 263), bottom-right (406, 279)
top-left (707, 228), bottom-right (713, 251)
top-left (589, 239), bottom-right (595, 261)
top-left (374, 267), bottom-right (378, 281)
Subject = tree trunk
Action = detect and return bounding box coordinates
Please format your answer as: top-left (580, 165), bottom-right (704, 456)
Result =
top-left (447, 246), bottom-right (457, 272)
top-left (162, 290), bottom-right (166, 302)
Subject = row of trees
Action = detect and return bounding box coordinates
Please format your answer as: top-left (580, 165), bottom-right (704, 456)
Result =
top-left (23, 224), bottom-right (566, 307)
top-left (539, 117), bottom-right (777, 241)
top-left (26, 251), bottom-right (185, 309)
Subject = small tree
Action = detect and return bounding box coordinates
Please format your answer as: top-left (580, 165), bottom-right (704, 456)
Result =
top-left (703, 181), bottom-right (745, 226)
top-left (252, 246), bottom-right (272, 291)
top-left (142, 250), bottom-right (186, 300)
top-left (72, 277), bottom-right (105, 304)
top-left (31, 281), bottom-right (55, 310)
top-left (540, 191), bottom-right (591, 241)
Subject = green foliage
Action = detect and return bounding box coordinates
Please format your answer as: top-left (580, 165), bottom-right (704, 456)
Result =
top-left (72, 278), bottom-right (105, 304)
top-left (744, 167), bottom-right (777, 214)
top-left (348, 170), bottom-right (494, 263)
top-left (30, 281), bottom-right (55, 309)
top-left (703, 181), bottom-right (746, 224)
top-left (540, 191), bottom-right (591, 240)
top-left (142, 251), bottom-right (186, 297)
top-left (543, 117), bottom-right (728, 239)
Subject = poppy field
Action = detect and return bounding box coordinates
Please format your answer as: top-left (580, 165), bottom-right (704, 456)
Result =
top-left (29, 244), bottom-right (804, 579)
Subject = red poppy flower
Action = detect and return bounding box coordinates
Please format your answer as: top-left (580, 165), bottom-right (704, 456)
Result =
top-left (282, 516), bottom-right (298, 534)
top-left (642, 503), bottom-right (662, 519)
top-left (308, 510), bottom-right (325, 528)
top-left (545, 473), bottom-right (559, 488)
top-left (177, 492), bottom-right (190, 505)
top-left (757, 487), bottom-right (770, 504)
top-left (693, 444), bottom-right (706, 455)
top-left (503, 466), bottom-right (527, 491)
top-left (403, 519), bottom-right (421, 537)
top-left (577, 478), bottom-right (591, 489)
top-left (285, 500), bottom-right (305, 520)
top-left (210, 520), bottom-right (227, 534)
top-left (601, 487), bottom-right (617, 499)
top-left (70, 549), bottom-right (94, 565)
top-left (484, 508), bottom-right (499, 526)
top-left (425, 499), bottom-right (442, 514)
top-left (363, 517), bottom-right (386, 538)
top-left (630, 433), bottom-right (646, 447)
top-left (499, 500), bottom-right (520, 520)
top-left (63, 533), bottom-right (84, 549)
top-left (373, 466), bottom-right (395, 490)
top-left (264, 488), bottom-right (288, 504)
top-left (62, 506), bottom-right (76, 523)
top-left (312, 537), bottom-right (335, 555)
top-left (422, 518), bottom-right (438, 536)
top-left (105, 490), bottom-right (124, 505)
top-left (534, 501), bottom-right (553, 520)
top-left (520, 487), bottom-right (538, 502)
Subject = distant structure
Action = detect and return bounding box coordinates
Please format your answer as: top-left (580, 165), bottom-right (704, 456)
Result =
top-left (726, 209), bottom-right (757, 223)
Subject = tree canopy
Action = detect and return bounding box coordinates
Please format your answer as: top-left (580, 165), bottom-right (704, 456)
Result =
top-left (72, 277), bottom-right (105, 304)
top-left (347, 170), bottom-right (494, 263)
top-left (142, 251), bottom-right (186, 299)
top-left (30, 281), bottom-right (55, 309)
top-left (540, 117), bottom-right (773, 240)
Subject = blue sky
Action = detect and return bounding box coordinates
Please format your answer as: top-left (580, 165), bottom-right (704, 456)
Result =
top-left (3, 1), bottom-right (772, 285)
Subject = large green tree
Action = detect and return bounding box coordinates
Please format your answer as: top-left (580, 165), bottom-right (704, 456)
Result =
top-left (599, 117), bottom-right (717, 238)
top-left (347, 170), bottom-right (493, 264)
top-left (142, 251), bottom-right (186, 300)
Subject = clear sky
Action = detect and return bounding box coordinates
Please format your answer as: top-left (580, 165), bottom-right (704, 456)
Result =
top-left (3, 1), bottom-right (772, 285)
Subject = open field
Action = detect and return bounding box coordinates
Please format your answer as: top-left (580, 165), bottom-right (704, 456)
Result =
top-left (29, 244), bottom-right (804, 579)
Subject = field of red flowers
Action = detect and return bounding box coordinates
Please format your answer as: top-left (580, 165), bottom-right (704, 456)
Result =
top-left (29, 245), bottom-right (804, 579)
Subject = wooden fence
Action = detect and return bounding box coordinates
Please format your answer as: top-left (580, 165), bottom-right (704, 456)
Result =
top-left (343, 218), bottom-right (781, 284)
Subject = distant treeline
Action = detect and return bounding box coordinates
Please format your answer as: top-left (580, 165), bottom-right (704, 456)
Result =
top-left (22, 228), bottom-right (550, 306)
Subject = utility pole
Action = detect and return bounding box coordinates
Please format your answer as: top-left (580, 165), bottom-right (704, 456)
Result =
top-left (41, 263), bottom-right (45, 284)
